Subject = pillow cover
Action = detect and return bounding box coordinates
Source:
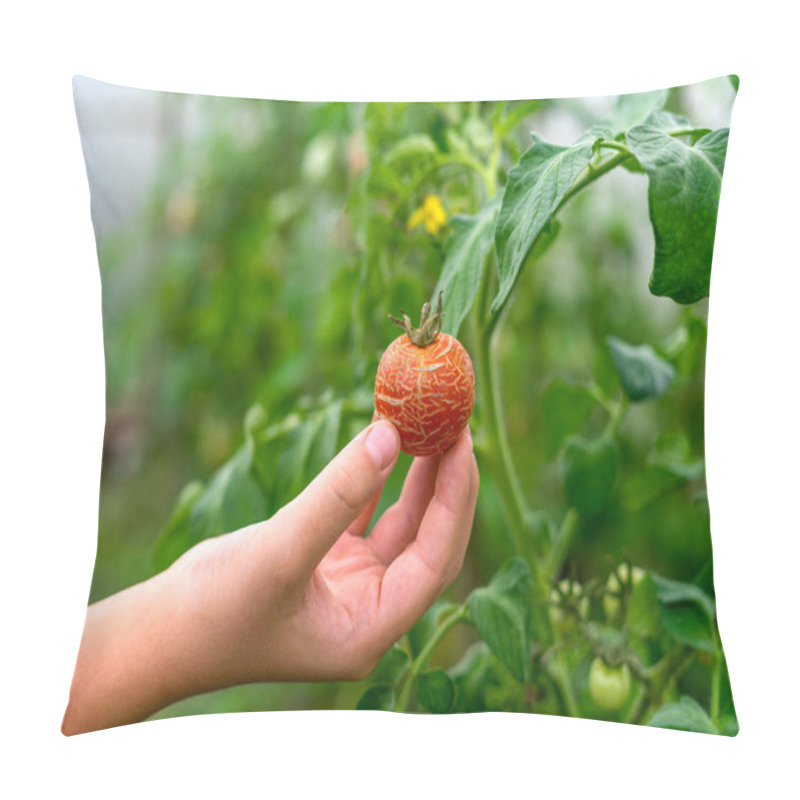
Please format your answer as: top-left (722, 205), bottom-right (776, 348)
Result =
top-left (67, 74), bottom-right (738, 735)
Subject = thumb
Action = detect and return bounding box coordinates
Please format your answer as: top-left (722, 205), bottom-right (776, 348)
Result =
top-left (269, 419), bottom-right (400, 577)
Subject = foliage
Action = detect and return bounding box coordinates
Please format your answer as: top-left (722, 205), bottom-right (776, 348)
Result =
top-left (96, 78), bottom-right (738, 732)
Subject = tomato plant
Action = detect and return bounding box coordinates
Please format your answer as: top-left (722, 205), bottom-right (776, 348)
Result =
top-left (116, 81), bottom-right (740, 733)
top-left (374, 292), bottom-right (475, 456)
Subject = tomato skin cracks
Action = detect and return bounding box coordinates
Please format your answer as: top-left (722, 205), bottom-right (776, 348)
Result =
top-left (374, 331), bottom-right (475, 457)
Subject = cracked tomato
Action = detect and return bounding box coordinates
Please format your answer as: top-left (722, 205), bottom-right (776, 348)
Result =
top-left (374, 293), bottom-right (475, 457)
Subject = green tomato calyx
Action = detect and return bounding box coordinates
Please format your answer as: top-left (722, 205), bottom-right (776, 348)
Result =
top-left (389, 291), bottom-right (445, 348)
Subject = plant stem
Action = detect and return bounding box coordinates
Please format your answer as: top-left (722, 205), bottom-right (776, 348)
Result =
top-left (474, 257), bottom-right (527, 552)
top-left (477, 332), bottom-right (528, 557)
top-left (607, 396), bottom-right (628, 439)
top-left (586, 381), bottom-right (617, 417)
top-left (554, 149), bottom-right (634, 218)
top-left (395, 605), bottom-right (468, 712)
top-left (464, 141), bottom-right (555, 645)
top-left (474, 254), bottom-right (552, 642)
top-left (596, 140), bottom-right (631, 154)
top-left (546, 508), bottom-right (580, 581)
top-left (552, 652), bottom-right (580, 718)
top-left (470, 139), bottom-right (529, 560)
top-left (626, 645), bottom-right (693, 725)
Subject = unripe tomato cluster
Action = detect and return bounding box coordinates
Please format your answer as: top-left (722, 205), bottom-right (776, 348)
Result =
top-left (603, 563), bottom-right (646, 620)
top-left (374, 294), bottom-right (475, 457)
top-left (549, 579), bottom-right (590, 633)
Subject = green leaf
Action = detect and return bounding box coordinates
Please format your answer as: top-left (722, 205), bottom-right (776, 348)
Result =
top-left (306, 400), bottom-right (344, 478)
top-left (607, 335), bottom-right (677, 402)
top-left (188, 439), bottom-right (268, 544)
top-left (621, 434), bottom-right (705, 510)
top-left (492, 127), bottom-right (609, 313)
top-left (651, 573), bottom-right (716, 652)
top-left (659, 605), bottom-right (715, 652)
top-left (449, 642), bottom-right (492, 713)
top-left (638, 110), bottom-right (694, 135)
top-left (651, 574), bottom-right (716, 618)
top-left (467, 557), bottom-right (533, 683)
top-left (541, 379), bottom-right (596, 458)
top-left (621, 461), bottom-right (705, 510)
top-left (152, 481), bottom-right (204, 573)
top-left (250, 414), bottom-right (301, 507)
top-left (385, 133), bottom-right (438, 162)
top-left (270, 411), bottom-right (328, 511)
top-left (250, 401), bottom-right (350, 520)
top-left (468, 601), bottom-right (526, 681)
top-left (153, 403), bottom-right (281, 570)
top-left (562, 435), bottom-right (618, 514)
top-left (356, 685), bottom-right (396, 711)
top-left (418, 669), bottom-right (456, 713)
top-left (434, 195), bottom-right (501, 336)
top-left (647, 696), bottom-right (719, 735)
top-left (487, 556), bottom-right (535, 625)
top-left (626, 120), bottom-right (730, 304)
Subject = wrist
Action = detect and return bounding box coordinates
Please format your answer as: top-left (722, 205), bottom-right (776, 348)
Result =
top-left (62, 567), bottom-right (191, 735)
top-left (162, 534), bottom-right (257, 697)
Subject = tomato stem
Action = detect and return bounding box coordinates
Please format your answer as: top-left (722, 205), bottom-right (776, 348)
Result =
top-left (626, 645), bottom-right (694, 725)
top-left (388, 290), bottom-right (444, 347)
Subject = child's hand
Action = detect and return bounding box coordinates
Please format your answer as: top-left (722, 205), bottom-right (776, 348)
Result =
top-left (62, 420), bottom-right (478, 734)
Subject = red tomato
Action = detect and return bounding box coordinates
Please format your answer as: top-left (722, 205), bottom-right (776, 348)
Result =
top-left (374, 295), bottom-right (475, 457)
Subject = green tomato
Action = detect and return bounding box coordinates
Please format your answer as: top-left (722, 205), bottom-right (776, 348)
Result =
top-left (589, 657), bottom-right (631, 711)
top-left (603, 564), bottom-right (645, 620)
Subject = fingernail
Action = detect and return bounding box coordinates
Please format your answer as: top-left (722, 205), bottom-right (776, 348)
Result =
top-left (365, 421), bottom-right (399, 470)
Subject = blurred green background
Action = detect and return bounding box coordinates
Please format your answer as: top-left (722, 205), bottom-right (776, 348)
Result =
top-left (74, 76), bottom-right (736, 719)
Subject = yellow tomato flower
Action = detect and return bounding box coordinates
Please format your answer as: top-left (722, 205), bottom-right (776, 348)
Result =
top-left (408, 194), bottom-right (448, 235)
